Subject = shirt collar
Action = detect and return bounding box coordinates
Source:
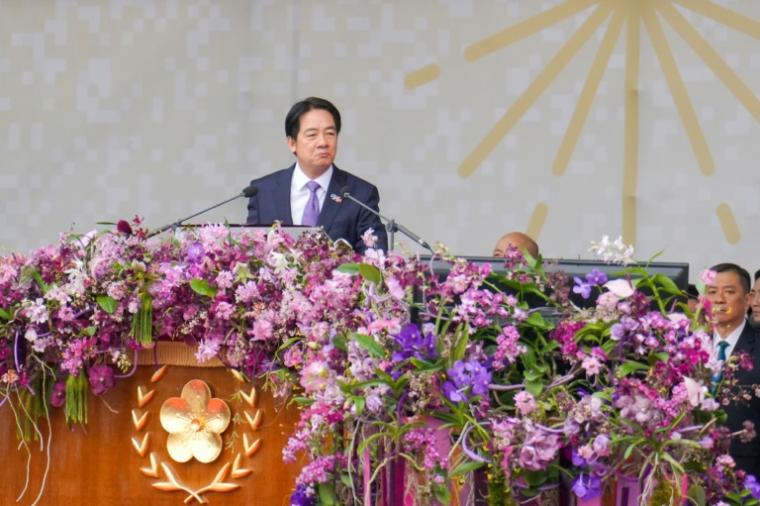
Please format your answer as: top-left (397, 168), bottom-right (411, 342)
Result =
top-left (714, 318), bottom-right (746, 349)
top-left (292, 162), bottom-right (333, 191)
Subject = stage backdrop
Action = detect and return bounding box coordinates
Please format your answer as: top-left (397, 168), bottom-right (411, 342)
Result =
top-left (2, 0), bottom-right (760, 280)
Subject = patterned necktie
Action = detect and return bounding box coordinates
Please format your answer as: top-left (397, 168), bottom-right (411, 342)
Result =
top-left (301, 180), bottom-right (321, 226)
top-left (711, 340), bottom-right (730, 386)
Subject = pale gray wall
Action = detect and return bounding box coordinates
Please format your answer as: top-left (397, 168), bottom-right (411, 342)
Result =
top-left (2, 0), bottom-right (759, 280)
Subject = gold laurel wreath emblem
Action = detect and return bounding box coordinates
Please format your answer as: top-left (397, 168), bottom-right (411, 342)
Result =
top-left (131, 366), bottom-right (263, 504)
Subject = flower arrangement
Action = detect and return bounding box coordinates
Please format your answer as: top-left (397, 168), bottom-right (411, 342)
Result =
top-left (1, 222), bottom-right (758, 506)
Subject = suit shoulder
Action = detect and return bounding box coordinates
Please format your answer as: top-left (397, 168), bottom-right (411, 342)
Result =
top-left (335, 167), bottom-right (379, 192)
top-left (250, 166), bottom-right (293, 186)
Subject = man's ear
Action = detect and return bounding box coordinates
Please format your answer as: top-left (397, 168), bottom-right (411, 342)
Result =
top-left (287, 136), bottom-right (297, 155)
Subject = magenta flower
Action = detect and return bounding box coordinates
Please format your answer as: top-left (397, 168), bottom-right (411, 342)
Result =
top-left (116, 220), bottom-right (133, 236)
top-left (88, 365), bottom-right (116, 396)
top-left (50, 381), bottom-right (66, 407)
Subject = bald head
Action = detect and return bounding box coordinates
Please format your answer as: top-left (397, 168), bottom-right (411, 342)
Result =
top-left (493, 232), bottom-right (539, 259)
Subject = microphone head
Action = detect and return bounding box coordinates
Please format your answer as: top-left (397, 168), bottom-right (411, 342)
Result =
top-left (341, 185), bottom-right (352, 197)
top-left (242, 185), bottom-right (259, 198)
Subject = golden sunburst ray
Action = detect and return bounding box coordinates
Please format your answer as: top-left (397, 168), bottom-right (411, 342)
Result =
top-left (459, 1), bottom-right (614, 178)
top-left (623, 4), bottom-right (641, 246)
top-left (464, 0), bottom-right (601, 62)
top-left (655, 1), bottom-right (760, 124)
top-left (553, 6), bottom-right (627, 176)
top-left (673, 0), bottom-right (760, 40)
top-left (641, 0), bottom-right (715, 177)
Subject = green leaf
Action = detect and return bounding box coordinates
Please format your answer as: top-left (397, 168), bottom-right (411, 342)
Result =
top-left (190, 279), bottom-right (217, 297)
top-left (30, 269), bottom-right (51, 294)
top-left (450, 460), bottom-right (484, 477)
top-left (523, 470), bottom-right (548, 487)
top-left (357, 263), bottom-right (382, 285)
top-left (82, 326), bottom-right (97, 336)
top-left (619, 361), bottom-right (650, 376)
top-left (291, 397), bottom-right (315, 405)
top-left (352, 333), bottom-right (385, 359)
top-left (451, 324), bottom-right (470, 363)
top-left (525, 379), bottom-right (544, 396)
top-left (652, 273), bottom-right (682, 296)
top-left (353, 396), bottom-right (366, 416)
top-left (409, 358), bottom-right (442, 372)
top-left (317, 483), bottom-right (337, 505)
top-left (623, 442), bottom-right (638, 460)
top-left (526, 311), bottom-right (553, 330)
top-left (337, 263), bottom-right (360, 274)
top-left (592, 391), bottom-right (613, 402)
top-left (96, 296), bottom-right (118, 314)
top-left (661, 452), bottom-right (684, 473)
top-left (0, 308), bottom-right (12, 320)
top-left (523, 369), bottom-right (544, 382)
top-left (539, 340), bottom-right (559, 354)
top-left (331, 334), bottom-right (348, 352)
top-left (357, 431), bottom-right (390, 454)
top-left (433, 482), bottom-right (451, 504)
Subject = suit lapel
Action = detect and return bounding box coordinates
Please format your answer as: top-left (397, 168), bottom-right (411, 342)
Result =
top-left (274, 165), bottom-right (294, 224)
top-left (317, 166), bottom-right (346, 229)
top-left (734, 322), bottom-right (756, 356)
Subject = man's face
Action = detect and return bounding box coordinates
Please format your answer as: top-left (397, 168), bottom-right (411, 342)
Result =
top-left (704, 270), bottom-right (750, 330)
top-left (287, 109), bottom-right (337, 177)
top-left (750, 278), bottom-right (760, 324)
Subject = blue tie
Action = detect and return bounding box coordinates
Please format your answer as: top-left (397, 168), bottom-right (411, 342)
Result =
top-left (711, 340), bottom-right (730, 386)
top-left (301, 181), bottom-right (321, 226)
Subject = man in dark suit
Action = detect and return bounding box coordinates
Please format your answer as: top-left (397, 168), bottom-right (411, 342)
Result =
top-left (750, 269), bottom-right (760, 326)
top-left (246, 97), bottom-right (388, 254)
top-left (704, 263), bottom-right (760, 478)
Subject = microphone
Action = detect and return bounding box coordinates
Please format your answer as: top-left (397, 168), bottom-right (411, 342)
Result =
top-left (340, 185), bottom-right (432, 252)
top-left (148, 185), bottom-right (259, 237)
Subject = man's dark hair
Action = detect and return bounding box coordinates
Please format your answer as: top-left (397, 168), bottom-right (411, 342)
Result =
top-left (755, 269), bottom-right (760, 282)
top-left (285, 97), bottom-right (341, 139)
top-left (709, 263), bottom-right (751, 294)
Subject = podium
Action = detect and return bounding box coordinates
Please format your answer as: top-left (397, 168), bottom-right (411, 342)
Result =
top-left (0, 343), bottom-right (301, 505)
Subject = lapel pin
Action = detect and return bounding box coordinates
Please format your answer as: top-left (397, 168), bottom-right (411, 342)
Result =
top-left (330, 194), bottom-right (342, 203)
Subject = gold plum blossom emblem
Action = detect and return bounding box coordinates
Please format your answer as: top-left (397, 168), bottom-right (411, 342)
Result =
top-left (160, 380), bottom-right (231, 464)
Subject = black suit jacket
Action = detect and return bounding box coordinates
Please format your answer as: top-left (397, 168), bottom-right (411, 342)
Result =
top-left (723, 322), bottom-right (760, 477)
top-left (245, 165), bottom-right (388, 254)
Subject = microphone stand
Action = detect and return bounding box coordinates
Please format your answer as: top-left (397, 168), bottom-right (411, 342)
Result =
top-left (342, 192), bottom-right (433, 253)
top-left (148, 190), bottom-right (253, 238)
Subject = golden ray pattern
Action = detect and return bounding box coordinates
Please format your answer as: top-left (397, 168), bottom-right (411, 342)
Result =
top-left (406, 0), bottom-right (760, 246)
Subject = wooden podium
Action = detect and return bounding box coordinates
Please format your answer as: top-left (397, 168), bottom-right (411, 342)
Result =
top-left (0, 343), bottom-right (301, 505)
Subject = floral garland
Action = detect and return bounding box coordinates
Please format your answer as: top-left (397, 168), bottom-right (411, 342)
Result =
top-left (0, 221), bottom-right (758, 506)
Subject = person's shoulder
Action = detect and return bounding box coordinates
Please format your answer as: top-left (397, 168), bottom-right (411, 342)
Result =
top-left (250, 166), bottom-right (294, 186)
top-left (334, 166), bottom-right (379, 192)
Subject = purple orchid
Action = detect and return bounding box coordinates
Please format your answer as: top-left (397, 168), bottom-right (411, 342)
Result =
top-left (746, 475), bottom-right (760, 500)
top-left (392, 323), bottom-right (438, 363)
top-left (442, 359), bottom-right (492, 403)
top-left (573, 277), bottom-right (592, 299)
top-left (572, 473), bottom-right (602, 501)
top-left (184, 242), bottom-right (205, 264)
top-left (290, 484), bottom-right (317, 506)
top-left (585, 268), bottom-right (608, 286)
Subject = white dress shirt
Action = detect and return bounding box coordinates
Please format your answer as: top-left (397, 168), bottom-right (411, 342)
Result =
top-left (290, 163), bottom-right (333, 225)
top-left (713, 317), bottom-right (746, 360)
